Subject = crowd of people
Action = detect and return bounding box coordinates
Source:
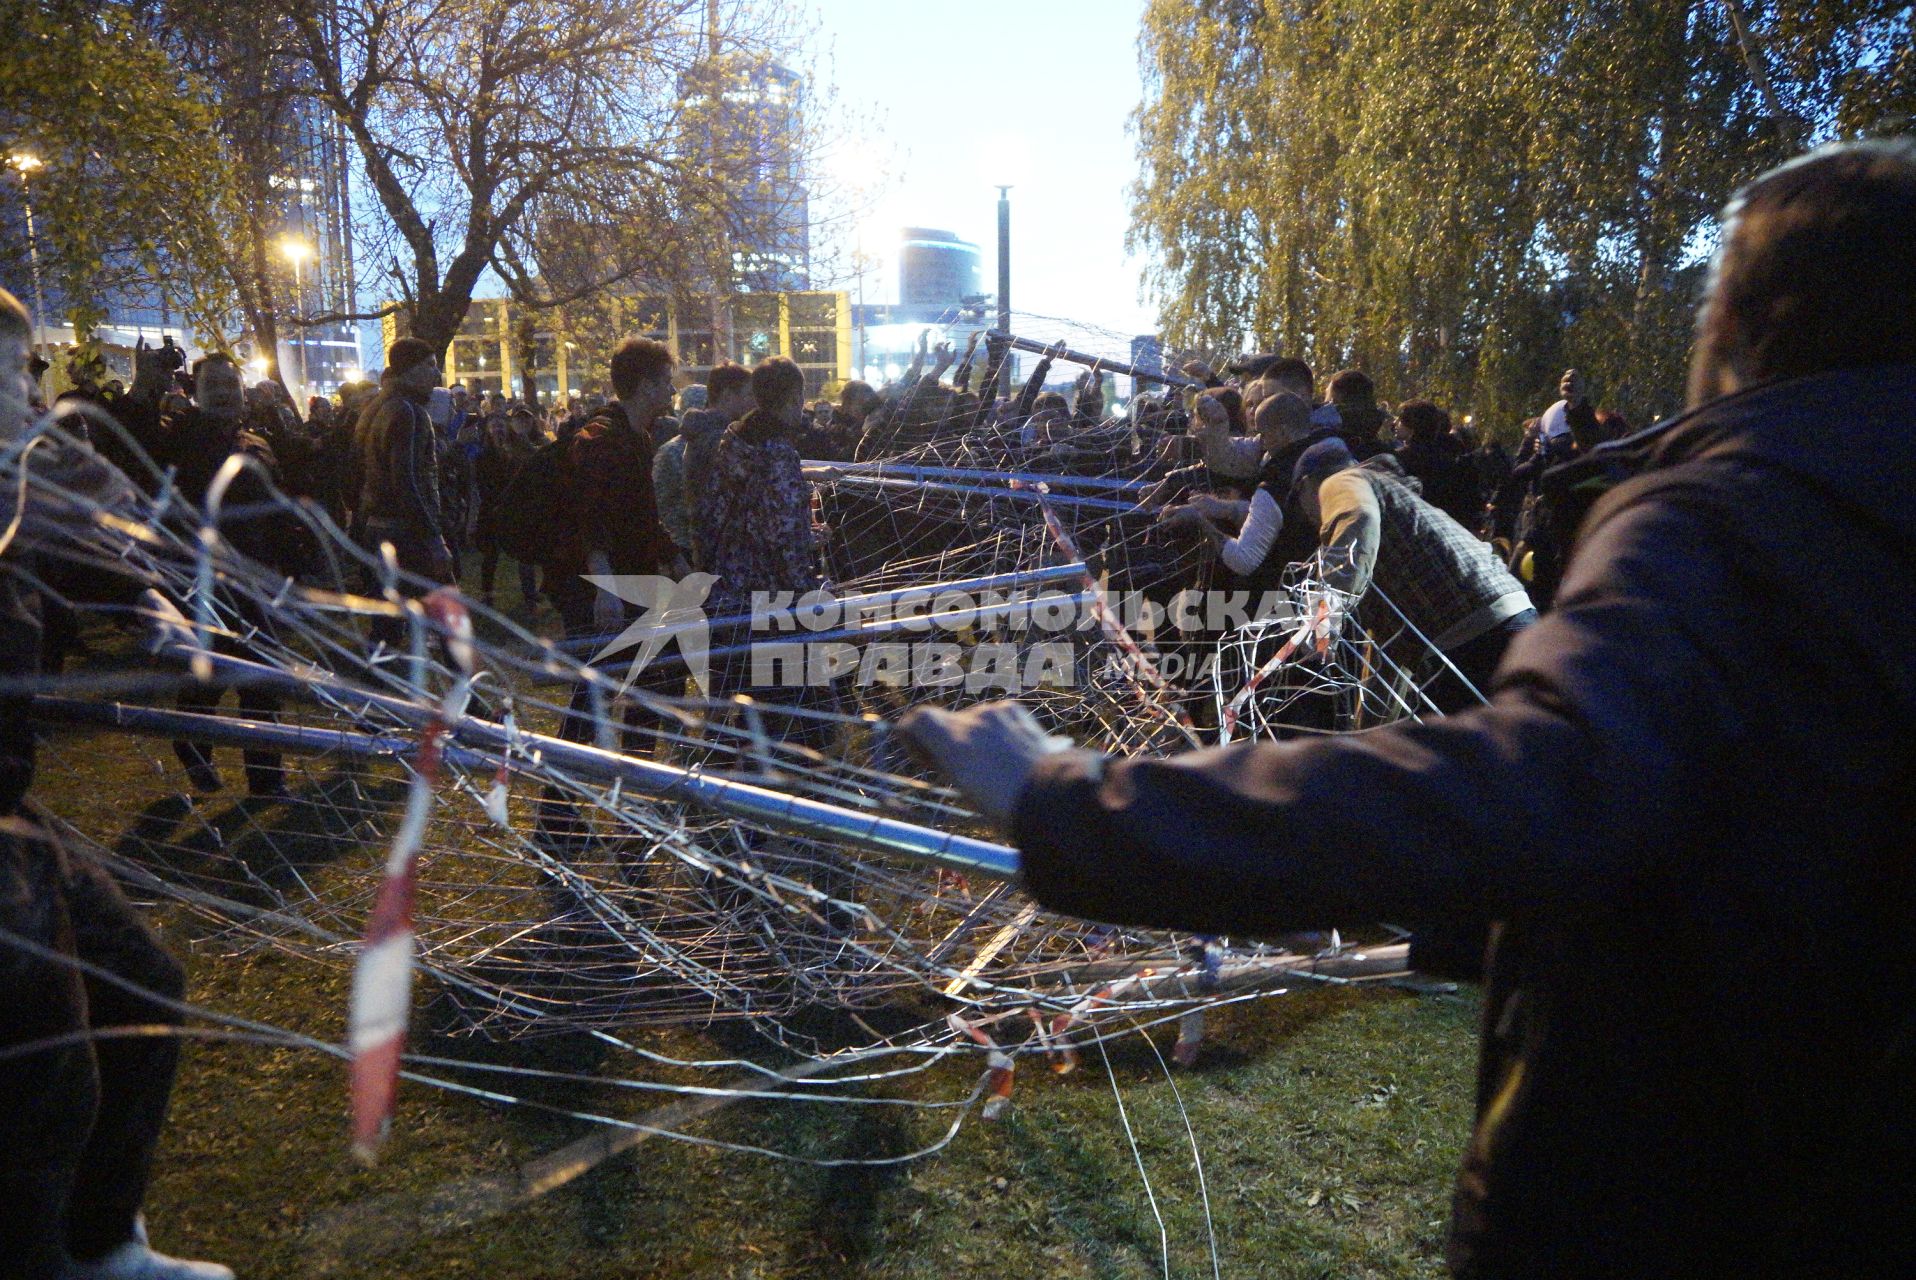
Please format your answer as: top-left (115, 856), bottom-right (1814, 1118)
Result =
top-left (27, 282), bottom-right (1641, 691)
top-left (0, 267), bottom-right (1628, 1280)
top-left (904, 139), bottom-right (1916, 1278)
top-left (5, 134), bottom-right (1911, 1278)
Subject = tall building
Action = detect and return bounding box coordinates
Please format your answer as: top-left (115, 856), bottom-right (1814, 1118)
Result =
top-left (897, 228), bottom-right (982, 311)
top-left (1130, 335), bottom-right (1165, 381)
top-left (680, 58), bottom-right (811, 293)
top-left (253, 92), bottom-right (362, 396)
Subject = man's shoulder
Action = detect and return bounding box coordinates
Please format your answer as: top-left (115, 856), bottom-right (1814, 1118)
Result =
top-left (571, 412), bottom-right (619, 454)
top-left (1578, 447), bottom-right (1751, 540)
top-left (1321, 466), bottom-right (1374, 497)
top-left (234, 427), bottom-right (280, 468)
top-left (367, 390), bottom-right (424, 432)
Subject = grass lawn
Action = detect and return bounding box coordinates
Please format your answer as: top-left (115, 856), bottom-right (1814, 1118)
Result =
top-left (30, 557), bottom-right (1483, 1278)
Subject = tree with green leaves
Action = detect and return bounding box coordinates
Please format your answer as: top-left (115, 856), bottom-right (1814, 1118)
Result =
top-left (1131, 0), bottom-right (1913, 430)
top-left (6, 0), bottom-right (826, 390)
top-left (0, 0), bottom-right (244, 352)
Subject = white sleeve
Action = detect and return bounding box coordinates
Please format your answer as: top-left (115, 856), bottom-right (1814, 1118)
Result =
top-left (1219, 487), bottom-right (1284, 576)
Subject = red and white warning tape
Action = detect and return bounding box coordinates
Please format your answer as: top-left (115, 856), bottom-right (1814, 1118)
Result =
top-left (348, 589), bottom-right (474, 1161)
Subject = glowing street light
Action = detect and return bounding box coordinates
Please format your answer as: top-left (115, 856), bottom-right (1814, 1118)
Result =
top-left (279, 237), bottom-right (315, 398)
top-left (9, 153), bottom-right (50, 362)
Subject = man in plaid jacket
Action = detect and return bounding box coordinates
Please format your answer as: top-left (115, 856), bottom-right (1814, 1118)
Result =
top-left (1292, 438), bottom-right (1534, 712)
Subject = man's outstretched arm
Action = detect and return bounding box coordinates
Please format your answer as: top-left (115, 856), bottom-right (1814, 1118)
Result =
top-left (904, 492), bottom-right (1755, 939)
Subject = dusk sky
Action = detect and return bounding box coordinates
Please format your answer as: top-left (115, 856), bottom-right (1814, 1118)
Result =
top-left (804, 0), bottom-right (1159, 340)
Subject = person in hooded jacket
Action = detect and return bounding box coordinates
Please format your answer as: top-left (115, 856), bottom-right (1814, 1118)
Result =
top-left (655, 361), bottom-right (751, 568)
top-left (1395, 399), bottom-right (1482, 528)
top-left (902, 139), bottom-right (1916, 1280)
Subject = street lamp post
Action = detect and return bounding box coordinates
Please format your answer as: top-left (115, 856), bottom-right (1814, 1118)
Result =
top-left (995, 185), bottom-right (1013, 398)
top-left (853, 241), bottom-right (869, 380)
top-left (9, 154), bottom-right (49, 363)
top-left (279, 237), bottom-right (314, 401)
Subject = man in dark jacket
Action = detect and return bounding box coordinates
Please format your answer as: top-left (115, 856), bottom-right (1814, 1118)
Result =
top-left (161, 354), bottom-right (315, 798)
top-left (0, 288), bottom-right (234, 1280)
top-left (547, 337), bottom-right (677, 638)
top-left (473, 407), bottom-right (540, 608)
top-left (1320, 368), bottom-right (1390, 448)
top-left (903, 140), bottom-right (1916, 1277)
top-left (535, 339), bottom-right (679, 863)
top-left (1395, 399), bottom-right (1481, 528)
top-left (354, 337), bottom-right (450, 588)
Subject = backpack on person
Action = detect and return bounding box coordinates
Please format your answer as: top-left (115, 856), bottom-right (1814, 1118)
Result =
top-left (491, 436), bottom-right (571, 566)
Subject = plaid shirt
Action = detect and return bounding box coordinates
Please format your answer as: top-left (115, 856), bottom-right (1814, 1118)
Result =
top-left (1320, 458), bottom-right (1530, 652)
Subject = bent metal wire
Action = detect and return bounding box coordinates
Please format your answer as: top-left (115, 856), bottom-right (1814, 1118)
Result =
top-left (6, 317), bottom-right (1458, 1169)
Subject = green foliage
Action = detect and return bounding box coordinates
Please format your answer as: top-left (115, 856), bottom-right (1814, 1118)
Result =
top-left (0, 0), bottom-right (242, 345)
top-left (1131, 0), bottom-right (1913, 432)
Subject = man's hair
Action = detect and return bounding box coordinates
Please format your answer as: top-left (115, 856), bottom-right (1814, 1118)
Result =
top-left (0, 288), bottom-right (30, 340)
top-left (838, 379), bottom-right (880, 411)
top-left (1253, 390), bottom-right (1312, 442)
top-left (1397, 398), bottom-right (1451, 442)
top-left (1265, 357), bottom-right (1315, 395)
top-left (708, 361), bottom-right (752, 402)
top-left (385, 336), bottom-right (436, 380)
top-left (609, 337), bottom-right (675, 399)
top-left (1033, 390), bottom-right (1068, 415)
top-left (1327, 369), bottom-right (1375, 405)
top-left (193, 352), bottom-right (239, 377)
top-left (1690, 138), bottom-right (1916, 406)
top-left (1212, 386), bottom-right (1246, 432)
top-left (750, 356), bottom-right (805, 409)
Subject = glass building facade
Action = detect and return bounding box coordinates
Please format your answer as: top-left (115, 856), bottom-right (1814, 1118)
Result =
top-left (390, 290), bottom-right (853, 404)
